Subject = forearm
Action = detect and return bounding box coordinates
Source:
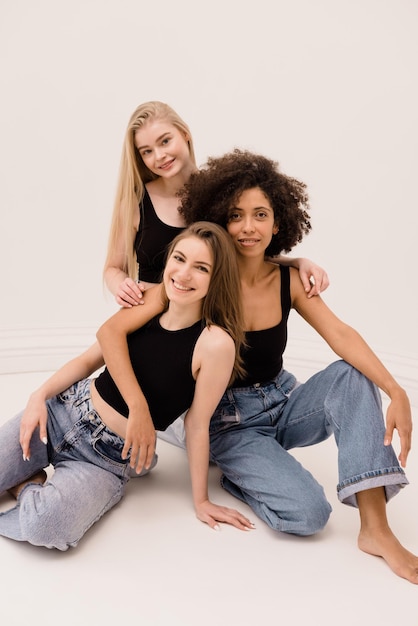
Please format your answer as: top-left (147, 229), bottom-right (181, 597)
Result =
top-left (104, 265), bottom-right (129, 297)
top-left (185, 418), bottom-right (210, 506)
top-left (268, 254), bottom-right (300, 268)
top-left (96, 286), bottom-right (164, 411)
top-left (97, 322), bottom-right (149, 412)
top-left (329, 325), bottom-right (405, 398)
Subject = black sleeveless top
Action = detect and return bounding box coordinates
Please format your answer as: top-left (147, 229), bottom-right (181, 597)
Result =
top-left (134, 188), bottom-right (184, 283)
top-left (232, 265), bottom-right (291, 387)
top-left (94, 315), bottom-right (204, 431)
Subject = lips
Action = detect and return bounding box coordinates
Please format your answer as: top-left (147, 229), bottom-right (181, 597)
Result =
top-left (172, 280), bottom-right (193, 292)
top-left (238, 238), bottom-right (260, 246)
top-left (159, 158), bottom-right (175, 170)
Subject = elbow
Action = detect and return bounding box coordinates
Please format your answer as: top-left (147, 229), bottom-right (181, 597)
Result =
top-left (96, 321), bottom-right (112, 346)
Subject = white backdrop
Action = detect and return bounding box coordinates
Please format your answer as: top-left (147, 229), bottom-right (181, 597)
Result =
top-left (0, 0), bottom-right (417, 401)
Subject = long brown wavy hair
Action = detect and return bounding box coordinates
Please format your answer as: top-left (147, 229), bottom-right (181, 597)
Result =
top-left (161, 221), bottom-right (246, 383)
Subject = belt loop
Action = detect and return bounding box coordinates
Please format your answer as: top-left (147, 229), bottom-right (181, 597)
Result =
top-left (226, 388), bottom-right (235, 402)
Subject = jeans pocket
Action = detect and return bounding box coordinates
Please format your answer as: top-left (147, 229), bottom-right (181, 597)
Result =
top-left (209, 401), bottom-right (240, 435)
top-left (91, 428), bottom-right (127, 468)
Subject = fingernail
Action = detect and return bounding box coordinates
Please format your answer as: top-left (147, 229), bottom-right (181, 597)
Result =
top-left (214, 524), bottom-right (220, 531)
top-left (42, 437), bottom-right (48, 445)
top-left (22, 454), bottom-right (29, 462)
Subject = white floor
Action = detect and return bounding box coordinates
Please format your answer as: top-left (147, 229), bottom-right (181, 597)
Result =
top-left (1, 372), bottom-right (417, 626)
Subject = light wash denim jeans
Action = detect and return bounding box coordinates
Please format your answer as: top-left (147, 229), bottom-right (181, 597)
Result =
top-left (0, 378), bottom-right (157, 550)
top-left (207, 360), bottom-right (408, 536)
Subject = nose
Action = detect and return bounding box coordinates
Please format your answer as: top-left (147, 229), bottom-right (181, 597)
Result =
top-left (242, 216), bottom-right (255, 233)
top-left (154, 146), bottom-right (166, 161)
top-left (177, 264), bottom-right (192, 281)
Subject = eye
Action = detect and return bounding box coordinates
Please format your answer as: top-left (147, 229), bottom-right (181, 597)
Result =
top-left (228, 211), bottom-right (241, 221)
top-left (255, 210), bottom-right (268, 219)
top-left (140, 148), bottom-right (152, 156)
top-left (172, 254), bottom-right (185, 262)
top-left (196, 265), bottom-right (209, 273)
top-left (161, 137), bottom-right (171, 145)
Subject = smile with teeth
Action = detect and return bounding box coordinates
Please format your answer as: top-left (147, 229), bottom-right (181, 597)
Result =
top-left (159, 159), bottom-right (175, 170)
top-left (238, 238), bottom-right (260, 246)
top-left (172, 280), bottom-right (193, 291)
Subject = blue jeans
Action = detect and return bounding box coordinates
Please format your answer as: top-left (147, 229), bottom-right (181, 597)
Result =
top-left (209, 361), bottom-right (408, 536)
top-left (0, 378), bottom-right (157, 550)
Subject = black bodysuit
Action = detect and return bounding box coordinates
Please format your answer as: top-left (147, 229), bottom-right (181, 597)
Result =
top-left (94, 315), bottom-right (204, 431)
top-left (134, 189), bottom-right (184, 283)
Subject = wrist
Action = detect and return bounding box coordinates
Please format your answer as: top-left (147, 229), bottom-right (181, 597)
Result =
top-left (386, 383), bottom-right (408, 401)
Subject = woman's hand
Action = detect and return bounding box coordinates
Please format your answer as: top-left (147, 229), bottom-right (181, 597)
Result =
top-left (122, 409), bottom-right (156, 474)
top-left (19, 392), bottom-right (48, 461)
top-left (297, 258), bottom-right (330, 297)
top-left (115, 278), bottom-right (146, 308)
top-left (195, 499), bottom-right (255, 531)
top-left (384, 388), bottom-right (413, 468)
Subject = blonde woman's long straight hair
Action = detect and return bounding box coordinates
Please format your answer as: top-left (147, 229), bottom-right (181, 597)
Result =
top-left (162, 222), bottom-right (246, 384)
top-left (104, 101), bottom-right (196, 281)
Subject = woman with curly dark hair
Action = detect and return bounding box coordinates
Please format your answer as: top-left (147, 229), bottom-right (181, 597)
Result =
top-left (178, 149), bottom-right (416, 583)
top-left (179, 149), bottom-right (312, 258)
top-left (97, 149), bottom-right (416, 583)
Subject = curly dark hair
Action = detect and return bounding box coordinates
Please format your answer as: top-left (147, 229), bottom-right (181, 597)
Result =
top-left (178, 149), bottom-right (312, 256)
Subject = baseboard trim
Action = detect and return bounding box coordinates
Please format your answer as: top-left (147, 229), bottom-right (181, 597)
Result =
top-left (0, 326), bottom-right (97, 374)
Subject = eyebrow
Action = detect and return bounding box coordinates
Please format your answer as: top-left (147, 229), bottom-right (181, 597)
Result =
top-left (173, 248), bottom-right (212, 268)
top-left (136, 132), bottom-right (171, 151)
top-left (230, 205), bottom-right (273, 211)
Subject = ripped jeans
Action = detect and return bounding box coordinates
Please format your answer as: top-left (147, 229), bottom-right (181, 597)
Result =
top-left (0, 378), bottom-right (156, 550)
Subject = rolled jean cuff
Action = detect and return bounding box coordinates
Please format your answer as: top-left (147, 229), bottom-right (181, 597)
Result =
top-left (337, 467), bottom-right (408, 508)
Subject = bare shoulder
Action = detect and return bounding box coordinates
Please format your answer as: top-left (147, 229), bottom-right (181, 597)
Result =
top-left (198, 325), bottom-right (235, 355)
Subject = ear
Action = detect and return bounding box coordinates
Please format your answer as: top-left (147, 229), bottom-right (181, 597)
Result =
top-left (273, 223), bottom-right (279, 235)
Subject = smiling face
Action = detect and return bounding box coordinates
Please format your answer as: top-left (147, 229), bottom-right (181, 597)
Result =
top-left (134, 119), bottom-right (193, 179)
top-left (163, 235), bottom-right (213, 307)
top-left (226, 187), bottom-right (278, 258)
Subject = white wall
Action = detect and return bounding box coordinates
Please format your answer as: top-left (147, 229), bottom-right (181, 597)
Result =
top-left (0, 0), bottom-right (417, 401)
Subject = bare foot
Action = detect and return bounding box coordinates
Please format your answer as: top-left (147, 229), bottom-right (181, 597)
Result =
top-left (358, 527), bottom-right (418, 584)
top-left (7, 469), bottom-right (47, 499)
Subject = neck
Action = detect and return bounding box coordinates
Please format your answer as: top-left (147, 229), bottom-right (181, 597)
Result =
top-left (159, 301), bottom-right (203, 331)
top-left (237, 254), bottom-right (269, 286)
top-left (156, 164), bottom-right (198, 196)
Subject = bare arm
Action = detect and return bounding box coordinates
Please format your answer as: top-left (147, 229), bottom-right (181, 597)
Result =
top-left (104, 226), bottom-right (146, 308)
top-left (185, 326), bottom-right (254, 531)
top-left (270, 255), bottom-right (330, 297)
top-left (96, 284), bottom-right (166, 472)
top-left (20, 342), bottom-right (104, 460)
top-left (290, 267), bottom-right (412, 467)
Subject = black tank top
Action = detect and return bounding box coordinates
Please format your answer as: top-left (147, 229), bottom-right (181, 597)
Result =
top-left (134, 188), bottom-right (184, 283)
top-left (232, 265), bottom-right (291, 387)
top-left (94, 315), bottom-right (204, 430)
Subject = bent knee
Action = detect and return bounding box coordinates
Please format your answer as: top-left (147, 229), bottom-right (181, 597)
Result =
top-left (269, 497), bottom-right (332, 536)
top-left (18, 494), bottom-right (75, 550)
top-left (292, 499), bottom-right (332, 535)
top-left (18, 485), bottom-right (106, 551)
